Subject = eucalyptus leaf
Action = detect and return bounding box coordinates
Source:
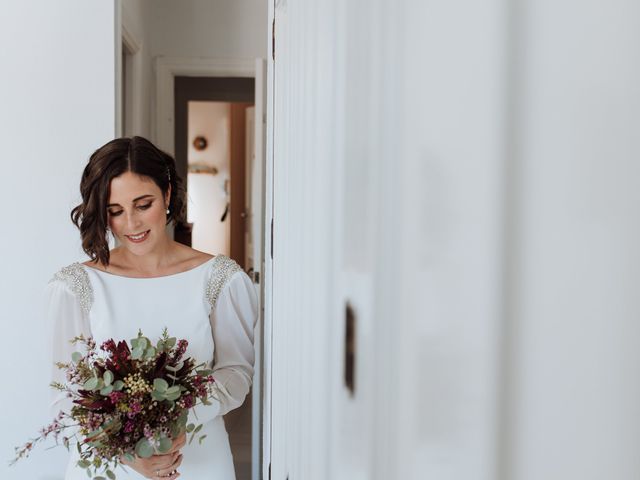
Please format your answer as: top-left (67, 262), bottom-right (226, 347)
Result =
top-left (84, 377), bottom-right (99, 391)
top-left (103, 370), bottom-right (114, 385)
top-left (135, 438), bottom-right (154, 458)
top-left (130, 338), bottom-right (139, 349)
top-left (71, 352), bottom-right (83, 363)
top-left (123, 453), bottom-right (135, 463)
top-left (152, 391), bottom-right (166, 402)
top-left (198, 434), bottom-right (207, 445)
top-left (131, 347), bottom-right (143, 360)
top-left (186, 423), bottom-right (195, 433)
top-left (153, 378), bottom-right (168, 392)
top-left (77, 459), bottom-right (91, 469)
top-left (106, 470), bottom-right (116, 480)
top-left (157, 437), bottom-right (172, 454)
top-left (113, 380), bottom-right (124, 391)
top-left (194, 424), bottom-right (203, 434)
top-left (144, 347), bottom-right (156, 359)
top-left (166, 386), bottom-right (180, 394)
top-left (93, 476), bottom-right (106, 480)
top-left (165, 391), bottom-right (181, 401)
top-left (166, 338), bottom-right (177, 349)
top-left (100, 385), bottom-right (114, 396)
top-left (138, 338), bottom-right (148, 349)
top-left (178, 411), bottom-right (188, 428)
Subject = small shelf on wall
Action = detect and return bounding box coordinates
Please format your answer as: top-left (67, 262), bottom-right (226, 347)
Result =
top-left (188, 163), bottom-right (219, 175)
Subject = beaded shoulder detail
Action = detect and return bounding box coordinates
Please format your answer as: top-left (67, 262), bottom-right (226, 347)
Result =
top-left (205, 255), bottom-right (243, 311)
top-left (49, 262), bottom-right (94, 314)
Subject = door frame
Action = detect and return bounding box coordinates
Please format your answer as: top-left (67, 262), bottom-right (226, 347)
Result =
top-left (154, 57), bottom-right (255, 154)
top-left (155, 56), bottom-right (270, 480)
top-left (115, 0), bottom-right (143, 138)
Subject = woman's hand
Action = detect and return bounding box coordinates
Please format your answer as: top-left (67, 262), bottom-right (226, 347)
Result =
top-left (120, 432), bottom-right (186, 479)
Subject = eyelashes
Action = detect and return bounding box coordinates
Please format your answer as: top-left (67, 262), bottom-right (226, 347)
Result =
top-left (108, 202), bottom-right (153, 217)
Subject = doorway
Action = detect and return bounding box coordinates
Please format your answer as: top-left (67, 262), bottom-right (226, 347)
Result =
top-left (174, 76), bottom-right (255, 271)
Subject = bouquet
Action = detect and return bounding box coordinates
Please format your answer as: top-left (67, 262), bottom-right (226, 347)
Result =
top-left (11, 328), bottom-right (218, 479)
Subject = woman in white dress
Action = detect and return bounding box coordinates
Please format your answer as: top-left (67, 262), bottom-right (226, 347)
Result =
top-left (47, 136), bottom-right (258, 480)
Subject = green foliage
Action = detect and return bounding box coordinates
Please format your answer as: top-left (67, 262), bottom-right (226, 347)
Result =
top-left (84, 377), bottom-right (99, 391)
top-left (103, 370), bottom-right (113, 386)
top-left (131, 347), bottom-right (144, 360)
top-left (100, 385), bottom-right (114, 396)
top-left (166, 361), bottom-right (184, 373)
top-left (153, 378), bottom-right (169, 392)
top-left (157, 436), bottom-right (172, 454)
top-left (152, 377), bottom-right (182, 402)
top-left (135, 438), bottom-right (154, 458)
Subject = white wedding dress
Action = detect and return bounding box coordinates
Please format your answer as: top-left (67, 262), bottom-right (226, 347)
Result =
top-left (46, 255), bottom-right (258, 480)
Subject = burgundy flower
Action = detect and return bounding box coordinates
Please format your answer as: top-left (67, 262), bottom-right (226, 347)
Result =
top-left (106, 341), bottom-right (132, 374)
top-left (107, 391), bottom-right (125, 405)
top-left (100, 339), bottom-right (117, 354)
top-left (182, 395), bottom-right (194, 409)
top-left (129, 401), bottom-right (142, 415)
top-left (74, 390), bottom-right (114, 412)
top-left (124, 420), bottom-right (135, 433)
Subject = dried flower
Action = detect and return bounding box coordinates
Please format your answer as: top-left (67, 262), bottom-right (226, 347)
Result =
top-left (11, 329), bottom-right (218, 480)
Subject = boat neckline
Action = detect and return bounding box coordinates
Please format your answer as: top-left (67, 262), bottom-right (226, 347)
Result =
top-left (80, 256), bottom-right (217, 280)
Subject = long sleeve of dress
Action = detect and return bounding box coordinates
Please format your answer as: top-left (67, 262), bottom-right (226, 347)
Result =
top-left (46, 267), bottom-right (93, 420)
top-left (190, 267), bottom-right (258, 424)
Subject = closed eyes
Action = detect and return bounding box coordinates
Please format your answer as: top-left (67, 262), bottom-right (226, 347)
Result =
top-left (108, 202), bottom-right (153, 216)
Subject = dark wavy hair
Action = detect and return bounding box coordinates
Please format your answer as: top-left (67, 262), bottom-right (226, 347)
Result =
top-left (71, 136), bottom-right (186, 266)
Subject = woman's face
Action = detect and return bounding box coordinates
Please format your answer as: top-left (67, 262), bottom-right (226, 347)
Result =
top-left (107, 171), bottom-right (170, 256)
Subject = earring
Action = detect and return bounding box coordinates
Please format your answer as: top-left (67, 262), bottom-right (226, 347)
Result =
top-left (166, 208), bottom-right (170, 215)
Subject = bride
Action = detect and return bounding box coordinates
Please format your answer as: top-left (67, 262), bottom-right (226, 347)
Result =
top-left (47, 136), bottom-right (257, 479)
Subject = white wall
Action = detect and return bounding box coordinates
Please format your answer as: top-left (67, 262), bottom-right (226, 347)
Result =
top-left (121, 0), bottom-right (267, 141)
top-left (504, 1), bottom-right (640, 478)
top-left (149, 0), bottom-right (268, 59)
top-left (0, 3), bottom-right (115, 480)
